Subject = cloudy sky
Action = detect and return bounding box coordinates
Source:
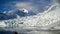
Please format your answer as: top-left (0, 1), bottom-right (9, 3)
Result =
top-left (0, 0), bottom-right (60, 28)
top-left (0, 0), bottom-right (52, 13)
top-left (0, 0), bottom-right (60, 34)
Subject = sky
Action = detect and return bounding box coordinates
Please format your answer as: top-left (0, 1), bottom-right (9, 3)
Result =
top-left (0, 0), bottom-right (60, 34)
top-left (0, 0), bottom-right (52, 13)
top-left (0, 0), bottom-right (60, 27)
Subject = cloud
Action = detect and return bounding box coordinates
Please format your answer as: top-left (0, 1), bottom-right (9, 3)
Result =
top-left (1, 2), bottom-right (60, 28)
top-left (15, 0), bottom-right (52, 13)
top-left (0, 0), bottom-right (60, 33)
top-left (0, 21), bottom-right (6, 27)
top-left (15, 2), bottom-right (39, 13)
